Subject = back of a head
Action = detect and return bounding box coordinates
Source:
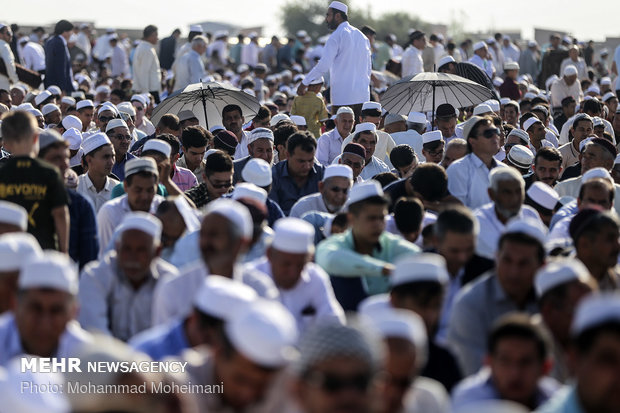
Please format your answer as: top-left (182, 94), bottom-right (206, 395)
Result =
top-left (287, 131), bottom-right (316, 154)
top-left (434, 205), bottom-right (478, 241)
top-left (157, 114), bottom-right (180, 132)
top-left (273, 123), bottom-right (298, 148)
top-left (181, 125), bottom-right (208, 149)
top-left (390, 144), bottom-right (416, 169)
top-left (410, 163), bottom-right (448, 202)
top-left (394, 197), bottom-right (424, 234)
top-left (1, 110), bottom-right (37, 143)
top-left (205, 150), bottom-right (233, 175)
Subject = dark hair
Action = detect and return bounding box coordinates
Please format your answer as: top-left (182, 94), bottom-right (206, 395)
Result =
top-left (519, 99), bottom-right (532, 112)
top-left (1, 110), bottom-right (37, 143)
top-left (498, 232), bottom-right (545, 263)
top-left (361, 108), bottom-right (382, 118)
top-left (38, 140), bottom-right (69, 159)
top-left (582, 99), bottom-right (602, 115)
top-left (394, 197), bottom-right (424, 234)
top-left (390, 144), bottom-right (416, 169)
top-left (572, 115), bottom-right (593, 130)
top-left (157, 113), bottom-right (181, 132)
top-left (570, 209), bottom-right (618, 246)
top-left (348, 194), bottom-right (388, 216)
top-left (574, 322), bottom-right (620, 355)
top-left (181, 125), bottom-right (208, 149)
top-left (519, 112), bottom-right (537, 128)
top-left (143, 25), bottom-right (158, 39)
top-left (54, 20), bottom-right (74, 36)
top-left (409, 163), bottom-right (448, 202)
top-left (535, 146), bottom-right (562, 167)
top-left (222, 104), bottom-right (242, 119)
top-left (434, 206), bottom-right (476, 240)
top-left (578, 178), bottom-right (614, 204)
top-left (110, 89), bottom-right (126, 102)
top-left (273, 123), bottom-right (298, 149)
top-left (487, 313), bottom-right (549, 361)
top-left (361, 25), bottom-right (376, 37)
top-left (372, 172), bottom-right (399, 187)
top-left (155, 133), bottom-right (181, 156)
top-left (422, 139), bottom-right (443, 152)
top-left (391, 280), bottom-right (444, 307)
top-left (204, 150), bottom-right (233, 176)
top-left (287, 131), bottom-right (317, 154)
top-left (253, 105), bottom-right (271, 122)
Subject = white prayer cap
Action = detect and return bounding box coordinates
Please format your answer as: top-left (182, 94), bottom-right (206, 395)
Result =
top-left (143, 139), bottom-right (172, 157)
top-left (523, 116), bottom-right (543, 132)
top-left (225, 299), bottom-right (298, 368)
top-left (105, 118), bottom-right (128, 132)
top-left (535, 258), bottom-right (592, 298)
top-left (358, 293), bottom-right (391, 315)
top-left (562, 35), bottom-right (572, 43)
top-left (362, 101), bottom-right (382, 112)
top-left (270, 113), bottom-right (291, 126)
top-left (214, 30), bottom-right (228, 39)
top-left (189, 24), bottom-right (204, 33)
top-left (17, 102), bottom-right (34, 111)
top-left (289, 115), bottom-right (307, 126)
top-left (581, 167), bottom-right (613, 184)
top-left (572, 292), bottom-right (620, 336)
top-left (328, 1), bottom-right (348, 14)
top-left (422, 130), bottom-right (443, 144)
top-left (503, 61), bottom-right (519, 71)
top-left (592, 116), bottom-right (604, 128)
top-left (209, 124), bottom-right (225, 134)
top-left (493, 77), bottom-right (504, 87)
top-left (124, 157), bottom-right (159, 178)
top-left (237, 64), bottom-right (249, 74)
top-left (323, 164), bottom-right (353, 181)
top-left (194, 275), bottom-right (257, 320)
top-left (587, 85), bottom-right (600, 95)
top-left (0, 201), bottom-right (28, 231)
top-left (71, 91), bottom-right (85, 100)
top-left (293, 74), bottom-right (304, 83)
top-left (242, 158), bottom-right (272, 187)
top-left (248, 127), bottom-right (274, 144)
top-left (18, 35), bottom-right (29, 44)
top-left (352, 122), bottom-right (376, 135)
top-left (27, 108), bottom-right (42, 117)
top-left (0, 232), bottom-right (42, 272)
top-left (309, 76), bottom-right (324, 85)
top-left (473, 41), bottom-right (486, 51)
top-left (600, 48), bottom-right (609, 56)
top-left (527, 182), bottom-right (559, 211)
top-left (39, 128), bottom-right (63, 151)
top-left (81, 132), bottom-right (110, 155)
top-left (204, 198), bottom-right (253, 240)
top-left (63, 128), bottom-right (83, 151)
top-left (61, 115), bottom-right (82, 132)
top-left (602, 92), bottom-right (616, 102)
top-left (232, 182), bottom-right (268, 204)
top-left (523, 91), bottom-right (537, 100)
top-left (34, 90), bottom-right (52, 105)
top-left (19, 251), bottom-right (78, 295)
top-left (506, 144), bottom-right (534, 169)
top-left (95, 84), bottom-right (111, 95)
top-left (272, 217), bottom-right (315, 254)
top-left (407, 111), bottom-right (426, 124)
top-left (116, 102), bottom-right (136, 117)
top-left (485, 99), bottom-right (501, 112)
top-left (117, 211), bottom-right (162, 242)
top-left (563, 65), bottom-right (578, 76)
top-left (438, 55), bottom-right (455, 68)
top-left (601, 77), bottom-right (612, 86)
top-left (336, 106), bottom-right (355, 116)
top-left (528, 40), bottom-right (538, 48)
top-left (41, 103), bottom-right (60, 116)
top-left (473, 103), bottom-right (493, 116)
top-left (176, 110), bottom-right (196, 122)
top-left (129, 94), bottom-right (147, 106)
top-left (346, 180), bottom-right (384, 206)
top-left (248, 32), bottom-right (258, 39)
top-left (503, 217), bottom-right (547, 245)
top-left (499, 97), bottom-right (511, 106)
top-left (364, 307), bottom-right (427, 354)
top-left (578, 137), bottom-right (593, 152)
top-left (391, 253), bottom-right (449, 287)
top-left (98, 103), bottom-right (118, 116)
top-left (76, 99), bottom-right (94, 110)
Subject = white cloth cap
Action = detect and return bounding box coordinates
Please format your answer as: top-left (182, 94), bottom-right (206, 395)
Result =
top-left (323, 164), bottom-right (353, 181)
top-left (391, 253), bottom-right (449, 287)
top-left (41, 103), bottom-right (60, 116)
top-left (309, 76), bottom-right (324, 85)
top-left (361, 101), bottom-right (382, 112)
top-left (473, 104), bottom-right (493, 116)
top-left (81, 132), bottom-right (110, 155)
top-left (485, 99), bottom-right (501, 112)
top-left (0, 201), bottom-right (28, 230)
top-left (118, 211), bottom-right (162, 242)
top-left (76, 99), bottom-right (94, 110)
top-left (422, 130), bottom-right (443, 144)
top-left (523, 91), bottom-right (537, 100)
top-left (503, 217), bottom-right (547, 244)
top-left (499, 97), bottom-right (511, 106)
top-left (98, 103), bottom-right (118, 116)
top-left (336, 106), bottom-right (355, 116)
top-left (143, 139), bottom-right (172, 157)
top-left (209, 125), bottom-right (225, 134)
top-left (34, 90), bottom-right (52, 105)
top-left (563, 65), bottom-right (578, 76)
top-left (248, 127), bottom-right (274, 144)
top-left (19, 251), bottom-right (78, 295)
top-left (358, 294), bottom-right (391, 315)
top-left (328, 1), bottom-right (348, 14)
top-left (105, 118), bottom-right (128, 133)
top-left (232, 182), bottom-right (268, 204)
top-left (527, 182), bottom-right (559, 210)
top-left (194, 275), bottom-right (257, 320)
top-left (507, 144), bottom-right (534, 169)
top-left (352, 122), bottom-right (376, 135)
top-left (602, 92), bottom-right (616, 102)
top-left (473, 41), bottom-right (486, 51)
top-left (535, 258), bottom-right (592, 298)
top-left (600, 76), bottom-right (612, 85)
top-left (117, 102), bottom-right (136, 117)
top-left (578, 137), bottom-right (593, 152)
top-left (346, 180), bottom-right (383, 206)
top-left (493, 77), bottom-right (504, 87)
top-left (504, 61), bottom-right (520, 71)
top-left (237, 64), bottom-right (249, 74)
top-left (272, 217), bottom-right (315, 254)
top-left (63, 128), bottom-right (83, 151)
top-left (587, 85), bottom-right (600, 95)
top-left (225, 299), bottom-right (298, 368)
top-left (189, 24), bottom-right (204, 33)
top-left (27, 108), bottom-right (42, 117)
top-left (0, 232), bottom-right (42, 272)
top-left (508, 128), bottom-right (530, 146)
top-left (130, 94), bottom-right (148, 106)
top-left (47, 86), bottom-right (61, 96)
top-left (289, 115), bottom-right (307, 126)
top-left (407, 111), bottom-right (426, 124)
top-left (205, 198), bottom-right (253, 240)
top-left (242, 158), bottom-right (272, 187)
top-left (572, 293), bottom-right (620, 336)
top-left (124, 157), bottom-right (158, 178)
top-left (364, 307), bottom-right (427, 352)
top-left (95, 85), bottom-right (111, 94)
top-left (592, 116), bottom-right (604, 127)
top-left (61, 115), bottom-right (82, 132)
top-left (438, 55), bottom-right (455, 68)
top-left (60, 96), bottom-right (76, 106)
top-left (269, 113), bottom-right (291, 126)
top-left (582, 167), bottom-right (613, 184)
top-left (523, 116), bottom-right (543, 131)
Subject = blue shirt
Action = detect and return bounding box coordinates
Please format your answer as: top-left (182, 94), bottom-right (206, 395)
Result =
top-left (68, 189), bottom-right (98, 269)
top-left (535, 386), bottom-right (585, 413)
top-left (111, 152), bottom-right (137, 181)
top-left (269, 160), bottom-right (325, 215)
top-left (129, 319), bottom-right (189, 361)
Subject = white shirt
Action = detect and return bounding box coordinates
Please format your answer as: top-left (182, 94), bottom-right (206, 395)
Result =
top-left (447, 153), bottom-right (509, 209)
top-left (132, 40), bottom-right (161, 93)
top-left (20, 41), bottom-right (46, 71)
top-left (469, 54), bottom-right (494, 79)
top-left (241, 41), bottom-right (260, 67)
top-left (174, 50), bottom-right (206, 90)
top-left (317, 127), bottom-right (345, 166)
top-left (502, 43), bottom-right (520, 63)
top-left (207, 39), bottom-right (229, 66)
top-left (474, 202), bottom-right (544, 259)
top-left (76, 173), bottom-right (119, 213)
top-left (402, 377), bottom-right (451, 413)
top-left (401, 46), bottom-right (424, 78)
top-left (360, 156), bottom-right (391, 180)
top-left (0, 39), bottom-right (18, 90)
top-left (554, 176), bottom-right (620, 217)
top-left (233, 130), bottom-right (251, 159)
top-left (289, 192), bottom-right (334, 218)
top-left (92, 34), bottom-right (113, 60)
top-left (136, 117), bottom-right (156, 136)
top-left (248, 257), bottom-right (345, 334)
top-left (341, 130), bottom-right (396, 166)
top-left (390, 129), bottom-right (425, 162)
top-left (301, 21), bottom-right (371, 106)
top-left (75, 31), bottom-right (91, 58)
top-left (110, 44), bottom-right (129, 78)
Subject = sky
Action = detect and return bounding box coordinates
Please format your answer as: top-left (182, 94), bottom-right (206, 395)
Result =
top-left (4, 0), bottom-right (620, 42)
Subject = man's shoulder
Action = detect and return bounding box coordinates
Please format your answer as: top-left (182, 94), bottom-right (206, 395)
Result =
top-left (455, 272), bottom-right (495, 306)
top-left (447, 153), bottom-right (472, 172)
top-left (98, 194), bottom-right (125, 213)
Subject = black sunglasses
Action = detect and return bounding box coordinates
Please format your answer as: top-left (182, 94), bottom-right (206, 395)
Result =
top-left (480, 128), bottom-right (501, 139)
top-left (208, 177), bottom-right (232, 189)
top-left (99, 115), bottom-right (116, 123)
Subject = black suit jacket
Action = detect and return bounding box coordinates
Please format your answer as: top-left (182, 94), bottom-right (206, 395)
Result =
top-left (44, 35), bottom-right (74, 93)
top-left (159, 36), bottom-right (176, 70)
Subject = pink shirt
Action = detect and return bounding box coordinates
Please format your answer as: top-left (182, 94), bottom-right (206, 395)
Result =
top-left (172, 165), bottom-right (198, 191)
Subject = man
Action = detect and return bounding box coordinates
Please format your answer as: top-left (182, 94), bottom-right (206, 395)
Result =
top-left (177, 125), bottom-right (208, 184)
top-left (553, 96), bottom-right (576, 131)
top-left (297, 1), bottom-right (372, 118)
top-left (390, 112), bottom-right (427, 162)
top-left (106, 118), bottom-right (135, 180)
top-left (76, 99), bottom-right (95, 133)
top-left (233, 127), bottom-right (274, 184)
top-left (519, 41), bottom-right (540, 81)
top-left (132, 25), bottom-right (161, 102)
top-left (79, 213), bottom-right (177, 341)
top-left (401, 30), bottom-right (426, 78)
top-left (316, 106), bottom-right (354, 166)
top-left (434, 103), bottom-right (458, 141)
top-left (174, 35), bottom-right (207, 90)
top-left (503, 100), bottom-right (520, 127)
top-left (158, 28), bottom-right (180, 71)
top-left (524, 116), bottom-right (553, 153)
top-left (339, 142), bottom-right (366, 182)
top-left (270, 131), bottom-right (325, 215)
top-left (290, 164), bottom-right (353, 218)
top-left (452, 314), bottom-right (560, 410)
top-left (422, 130), bottom-right (445, 164)
top-left (557, 114), bottom-right (593, 170)
top-left (0, 232), bottom-right (42, 314)
top-left (441, 138), bottom-right (468, 169)
top-left (448, 218), bottom-right (546, 375)
top-left (0, 24), bottom-right (18, 90)
top-left (109, 34), bottom-right (129, 78)
top-left (447, 115), bottom-right (509, 209)
top-left (0, 251), bottom-right (92, 365)
top-left (96, 103), bottom-right (119, 133)
top-left (131, 94), bottom-right (156, 135)
top-left (18, 35), bottom-right (45, 74)
top-left (241, 32), bottom-right (260, 67)
top-left (222, 104), bottom-right (251, 159)
top-left (248, 218), bottom-right (345, 333)
top-left (97, 158), bottom-right (164, 255)
top-left (342, 101), bottom-right (397, 164)
top-left (390, 144), bottom-right (418, 178)
top-left (77, 132), bottom-right (118, 212)
top-left (351, 122), bottom-right (391, 180)
top-left (41, 103), bottom-right (61, 126)
top-left (550, 66), bottom-right (583, 111)
top-left (499, 62), bottom-right (521, 100)
top-left (154, 133), bottom-right (197, 192)
top-left (560, 45), bottom-right (587, 81)
top-left (316, 181), bottom-right (419, 310)
top-left (43, 20), bottom-right (74, 93)
top-left (185, 150), bottom-right (233, 209)
top-left (469, 41), bottom-right (494, 79)
top-left (528, 147), bottom-right (563, 187)
top-left (0, 111), bottom-right (69, 252)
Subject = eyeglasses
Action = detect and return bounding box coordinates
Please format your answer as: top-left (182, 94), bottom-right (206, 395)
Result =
top-left (328, 186), bottom-right (349, 194)
top-left (99, 116), bottom-right (116, 123)
top-left (208, 177), bottom-right (233, 189)
top-left (134, 106), bottom-right (144, 112)
top-left (305, 371), bottom-right (372, 394)
top-left (426, 149), bottom-right (444, 157)
top-left (342, 159), bottom-right (363, 169)
top-left (110, 133), bottom-right (132, 141)
top-left (480, 128), bottom-right (501, 139)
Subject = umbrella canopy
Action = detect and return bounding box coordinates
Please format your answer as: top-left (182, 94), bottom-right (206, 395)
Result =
top-left (380, 72), bottom-right (497, 119)
top-left (150, 81), bottom-right (260, 129)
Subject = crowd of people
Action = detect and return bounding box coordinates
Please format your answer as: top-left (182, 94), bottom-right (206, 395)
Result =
top-left (1, 1), bottom-right (620, 412)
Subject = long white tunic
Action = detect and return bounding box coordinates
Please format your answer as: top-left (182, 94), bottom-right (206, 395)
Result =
top-left (132, 40), bottom-right (161, 93)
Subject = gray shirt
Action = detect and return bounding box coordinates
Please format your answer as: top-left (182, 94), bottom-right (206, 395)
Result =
top-left (289, 192), bottom-right (332, 218)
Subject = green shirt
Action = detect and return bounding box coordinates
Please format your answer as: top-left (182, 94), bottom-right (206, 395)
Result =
top-left (110, 182), bottom-right (168, 199)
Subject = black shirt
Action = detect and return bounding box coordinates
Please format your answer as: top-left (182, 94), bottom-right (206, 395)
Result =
top-left (383, 178), bottom-right (409, 212)
top-left (0, 156), bottom-right (69, 249)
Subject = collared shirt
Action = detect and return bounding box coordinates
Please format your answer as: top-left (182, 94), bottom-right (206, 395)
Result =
top-left (270, 160), bottom-right (325, 215)
top-left (502, 43), bottom-right (521, 63)
top-left (78, 251), bottom-right (177, 341)
top-left (0, 39), bottom-right (18, 89)
top-left (132, 40), bottom-right (161, 93)
top-left (0, 313), bottom-right (92, 366)
top-left (317, 127), bottom-right (345, 166)
top-left (184, 183), bottom-right (213, 209)
top-left (77, 173), bottom-right (119, 213)
top-left (536, 386), bottom-right (586, 413)
top-left (360, 156), bottom-right (391, 180)
top-left (554, 176), bottom-right (620, 217)
top-left (289, 192), bottom-right (334, 218)
top-left (291, 92), bottom-right (329, 138)
top-left (152, 261), bottom-right (279, 326)
top-left (175, 50), bottom-right (206, 90)
top-left (401, 377), bottom-right (452, 413)
top-left (401, 46), bottom-right (425, 78)
top-left (341, 130), bottom-right (397, 166)
top-left (436, 267), bottom-right (466, 346)
top-left (129, 319), bottom-right (188, 361)
top-left (557, 141), bottom-right (580, 170)
top-left (20, 41), bottom-right (46, 71)
top-left (390, 129), bottom-right (425, 162)
top-left (447, 273), bottom-right (539, 375)
top-left (248, 257), bottom-right (345, 334)
top-left (177, 154), bottom-right (206, 184)
top-left (469, 54), bottom-right (494, 78)
top-left (233, 130), bottom-right (251, 159)
top-left (550, 78), bottom-right (583, 108)
top-left (110, 44), bottom-right (130, 78)
top-left (447, 153), bottom-right (509, 210)
top-left (316, 229), bottom-right (420, 296)
top-left (301, 21), bottom-right (371, 106)
top-left (111, 152), bottom-right (137, 181)
top-left (172, 164), bottom-right (198, 191)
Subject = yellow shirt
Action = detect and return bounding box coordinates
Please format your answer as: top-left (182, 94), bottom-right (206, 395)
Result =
top-left (291, 92), bottom-right (329, 138)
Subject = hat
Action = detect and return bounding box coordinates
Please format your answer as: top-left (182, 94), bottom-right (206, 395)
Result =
top-left (209, 125), bottom-right (225, 134)
top-left (117, 211), bottom-right (162, 242)
top-left (19, 251), bottom-right (78, 295)
top-left (246, 127), bottom-right (273, 145)
top-left (328, 0), bottom-right (348, 14)
top-left (95, 85), bottom-right (111, 95)
top-left (289, 115), bottom-right (306, 126)
top-left (362, 101), bottom-right (382, 112)
top-left (272, 217), bottom-right (315, 254)
top-left (358, 294), bottom-right (391, 315)
top-left (352, 122), bottom-right (376, 135)
top-left (422, 130), bottom-right (443, 144)
top-left (194, 275), bottom-right (257, 320)
top-left (189, 24), bottom-right (204, 33)
top-left (130, 94), bottom-right (148, 106)
top-left (41, 103), bottom-right (60, 116)
top-left (270, 113), bottom-right (291, 126)
top-left (601, 77), bottom-right (612, 86)
top-left (76, 99), bottom-right (94, 110)
top-left (365, 307), bottom-right (427, 352)
top-left (336, 106), bottom-right (355, 116)
top-left (507, 128), bottom-right (530, 146)
top-left (384, 113), bottom-right (406, 126)
top-left (204, 198), bottom-right (253, 240)
top-left (347, 180), bottom-right (383, 206)
top-left (572, 293), bottom-right (620, 336)
top-left (61, 115), bottom-right (82, 132)
top-left (237, 64), bottom-right (249, 74)
top-left (0, 201), bottom-right (28, 231)
top-left (34, 90), bottom-right (52, 106)
top-left (436, 103), bottom-right (457, 118)
top-left (98, 103), bottom-right (118, 116)
top-left (563, 65), bottom-right (578, 76)
top-left (504, 61), bottom-right (519, 71)
top-left (407, 111), bottom-right (426, 124)
top-left (531, 105), bottom-right (549, 118)
top-left (324, 164), bottom-right (353, 181)
top-left (124, 157), bottom-right (158, 178)
top-left (590, 137), bottom-right (618, 158)
top-left (523, 116), bottom-right (543, 132)
top-left (438, 55), bottom-right (455, 69)
top-left (582, 167), bottom-right (613, 184)
top-left (600, 48), bottom-right (609, 56)
top-left (527, 182), bottom-right (559, 211)
top-left (462, 115), bottom-right (486, 139)
top-left (507, 144), bottom-right (534, 169)
top-left (342, 142), bottom-right (366, 160)
top-left (0, 232), bottom-right (42, 272)
top-left (177, 110), bottom-right (197, 122)
top-left (105, 118), bottom-right (128, 133)
top-left (309, 76), bottom-right (324, 85)
top-left (27, 108), bottom-right (42, 117)
top-left (535, 258), bottom-right (592, 298)
top-left (82, 132), bottom-right (110, 155)
top-left (587, 85), bottom-right (600, 95)
top-left (503, 217), bottom-right (547, 244)
top-left (391, 253), bottom-right (449, 287)
top-left (473, 104), bottom-right (493, 116)
top-left (143, 139), bottom-right (172, 157)
top-left (602, 92), bottom-right (617, 102)
top-left (485, 99), bottom-right (500, 112)
top-left (241, 158), bottom-right (272, 187)
top-left (39, 128), bottom-right (64, 151)
top-left (473, 41), bottom-right (486, 51)
top-left (71, 91), bottom-right (86, 100)
top-left (232, 182), bottom-right (268, 204)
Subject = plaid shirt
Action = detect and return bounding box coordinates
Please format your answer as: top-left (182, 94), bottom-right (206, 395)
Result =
top-left (184, 183), bottom-right (211, 209)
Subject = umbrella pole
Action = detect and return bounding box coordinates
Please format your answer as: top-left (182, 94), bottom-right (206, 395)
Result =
top-left (432, 82), bottom-right (436, 126)
top-left (201, 89), bottom-right (209, 129)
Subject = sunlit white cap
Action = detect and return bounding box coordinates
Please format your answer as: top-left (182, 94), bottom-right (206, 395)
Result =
top-left (473, 41), bottom-right (486, 51)
top-left (124, 157), bottom-right (158, 178)
top-left (508, 128), bottom-right (530, 146)
top-left (602, 92), bottom-right (616, 102)
top-left (323, 164), bottom-right (353, 181)
top-left (407, 111), bottom-right (426, 124)
top-left (563, 65), bottom-right (578, 76)
top-left (269, 113), bottom-right (291, 126)
top-left (209, 125), bottom-right (225, 134)
top-left (272, 217), bottom-right (315, 254)
top-left (19, 251), bottom-right (78, 295)
top-left (76, 99), bottom-right (94, 110)
top-left (473, 104), bottom-right (493, 116)
top-left (346, 180), bottom-right (383, 206)
top-left (364, 307), bottom-right (427, 354)
top-left (130, 94), bottom-right (148, 106)
top-left (438, 55), bottom-right (455, 68)
top-left (248, 127), bottom-right (274, 144)
top-left (309, 76), bottom-right (324, 85)
top-left (27, 108), bottom-right (42, 117)
top-left (237, 64), bottom-right (249, 74)
top-left (500, 98), bottom-right (514, 106)
top-left (117, 211), bottom-right (162, 242)
top-left (336, 106), bottom-right (354, 116)
top-left (82, 132), bottom-right (110, 155)
top-left (527, 182), bottom-right (559, 210)
top-left (41, 103), bottom-right (60, 116)
top-left (34, 90), bottom-right (52, 106)
top-left (582, 167), bottom-right (613, 184)
top-left (143, 139), bottom-right (172, 157)
top-left (231, 182), bottom-right (268, 204)
top-left (503, 217), bottom-right (547, 244)
top-left (289, 115), bottom-right (307, 126)
top-left (47, 85), bottom-right (61, 96)
top-left (0, 232), bottom-right (42, 272)
top-left (535, 258), bottom-right (592, 298)
top-left (105, 118), bottom-right (128, 133)
top-left (422, 130), bottom-right (443, 144)
top-left (507, 144), bottom-right (534, 169)
top-left (189, 24), bottom-right (204, 33)
top-left (242, 158), bottom-right (272, 187)
top-left (391, 253), bottom-right (449, 287)
top-left (504, 61), bottom-right (519, 71)
top-left (328, 1), bottom-right (348, 14)
top-left (361, 101), bottom-right (382, 112)
top-left (523, 116), bottom-right (542, 132)
top-left (95, 85), bottom-right (111, 95)
top-left (0, 201), bottom-right (28, 231)
top-left (194, 275), bottom-right (257, 320)
top-left (352, 122), bottom-right (376, 135)
top-left (205, 198), bottom-right (253, 240)
top-left (572, 293), bottom-right (620, 336)
top-left (61, 115), bottom-right (82, 132)
top-left (485, 99), bottom-right (501, 112)
top-left (63, 128), bottom-right (83, 151)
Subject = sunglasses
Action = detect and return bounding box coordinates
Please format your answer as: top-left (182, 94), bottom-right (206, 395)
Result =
top-left (99, 116), bottom-right (116, 123)
top-left (480, 128), bottom-right (501, 139)
top-left (208, 178), bottom-right (232, 189)
top-left (426, 148), bottom-right (444, 157)
top-left (305, 371), bottom-right (372, 394)
top-left (328, 186), bottom-right (349, 194)
top-left (134, 106), bottom-right (144, 111)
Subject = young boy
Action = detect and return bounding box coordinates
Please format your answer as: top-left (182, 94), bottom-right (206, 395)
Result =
top-left (291, 77), bottom-right (329, 138)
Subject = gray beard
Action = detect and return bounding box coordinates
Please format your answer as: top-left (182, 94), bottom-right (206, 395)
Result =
top-left (495, 205), bottom-right (520, 221)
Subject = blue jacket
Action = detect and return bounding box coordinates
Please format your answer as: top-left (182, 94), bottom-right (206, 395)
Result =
top-left (44, 35), bottom-right (74, 92)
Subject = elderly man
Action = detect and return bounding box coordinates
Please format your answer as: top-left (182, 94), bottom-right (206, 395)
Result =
top-left (233, 127), bottom-right (274, 184)
top-left (174, 35), bottom-right (208, 90)
top-left (77, 133), bottom-right (118, 212)
top-left (550, 65), bottom-right (583, 111)
top-left (316, 106), bottom-right (355, 166)
top-left (79, 213), bottom-right (178, 341)
top-left (441, 138), bottom-right (468, 169)
top-left (560, 45), bottom-right (587, 81)
top-left (391, 112), bottom-right (427, 162)
top-left (185, 150), bottom-right (233, 209)
top-left (290, 164), bottom-right (353, 218)
top-left (469, 41), bottom-right (494, 79)
top-left (350, 122), bottom-right (391, 180)
top-left (401, 30), bottom-right (426, 78)
top-left (132, 25), bottom-right (161, 102)
top-left (296, 1), bottom-right (371, 118)
top-left (42, 103), bottom-right (62, 126)
top-left (0, 251), bottom-right (92, 365)
top-left (0, 232), bottom-right (42, 314)
top-left (105, 118), bottom-right (136, 180)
